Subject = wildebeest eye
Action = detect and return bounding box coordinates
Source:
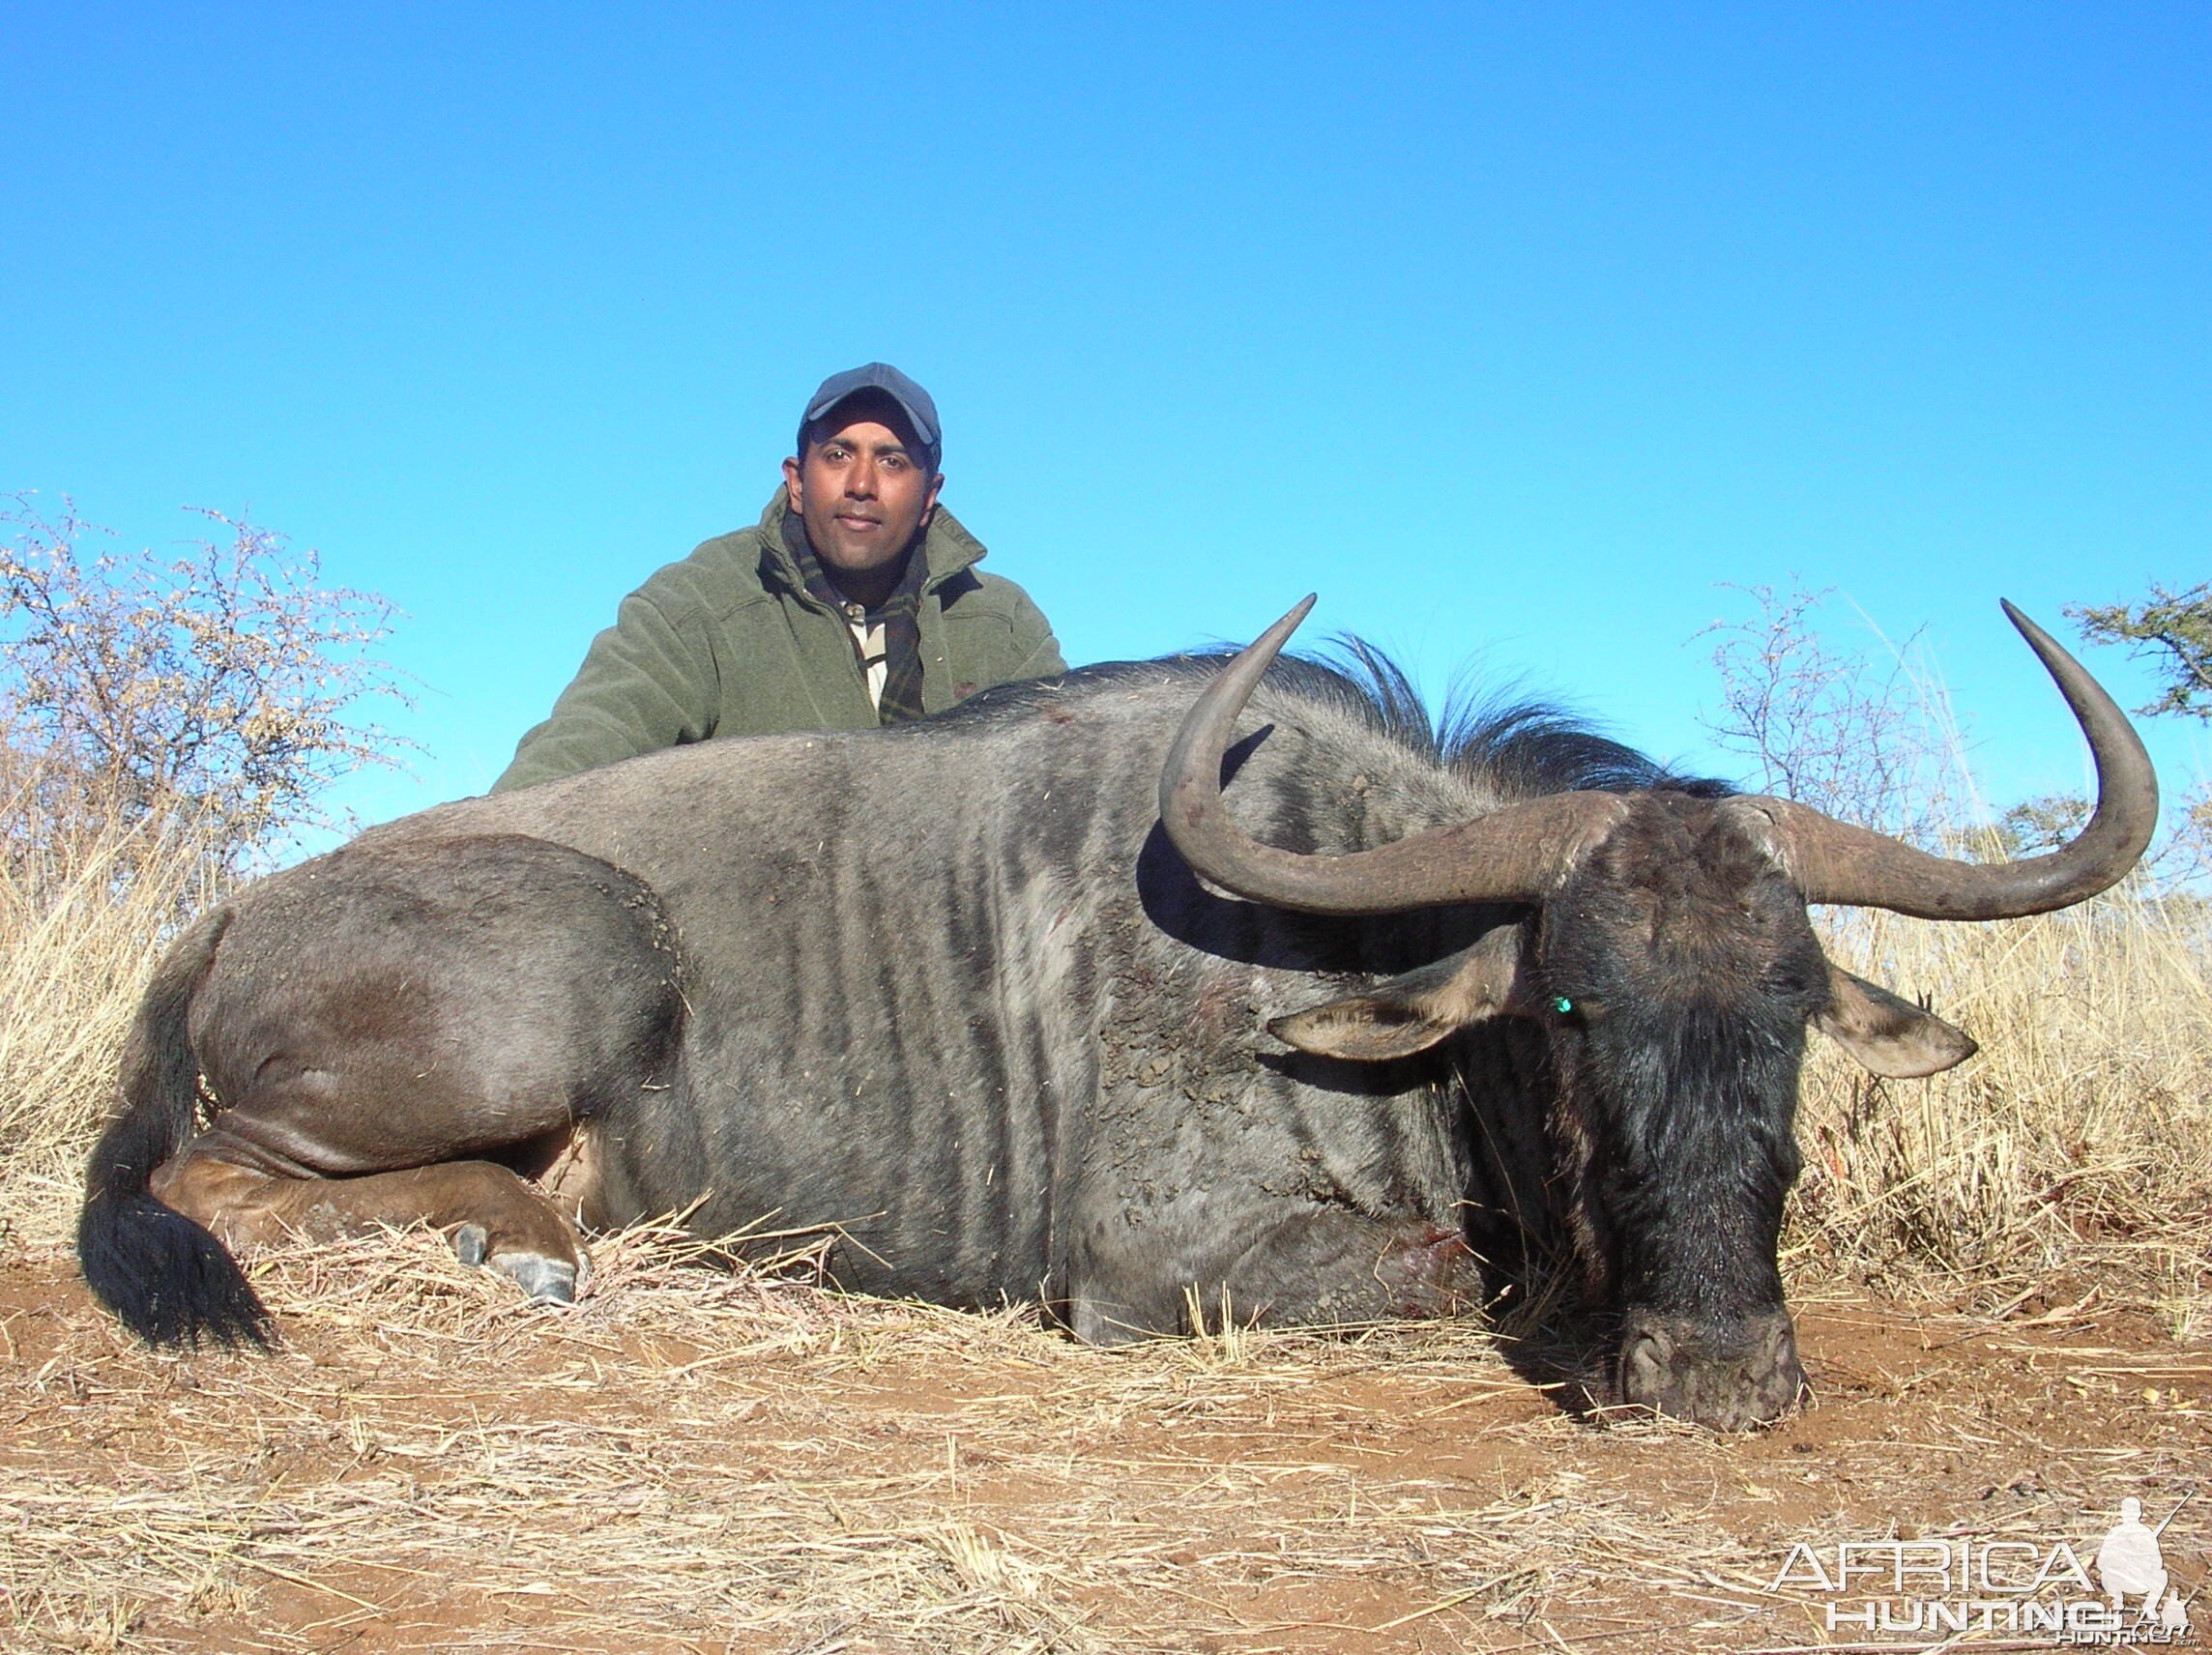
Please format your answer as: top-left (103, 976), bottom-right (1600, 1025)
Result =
top-left (1549, 994), bottom-right (1602, 1024)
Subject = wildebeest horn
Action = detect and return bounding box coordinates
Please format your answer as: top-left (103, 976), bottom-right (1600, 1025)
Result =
top-left (1162, 597), bottom-right (2159, 924)
top-left (1734, 601), bottom-right (2159, 919)
top-left (1158, 597), bottom-right (1628, 915)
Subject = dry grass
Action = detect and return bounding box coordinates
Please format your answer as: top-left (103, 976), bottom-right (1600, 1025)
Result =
top-left (3, 1226), bottom-right (2206, 1653)
top-left (1791, 890), bottom-right (2212, 1328)
top-left (0, 798), bottom-right (224, 1248)
top-left (0, 1227), bottom-right (1617, 1651)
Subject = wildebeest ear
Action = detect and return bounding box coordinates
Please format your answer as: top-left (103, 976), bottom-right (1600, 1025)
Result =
top-left (1268, 940), bottom-right (1524, 1062)
top-left (1813, 965), bottom-right (1978, 1078)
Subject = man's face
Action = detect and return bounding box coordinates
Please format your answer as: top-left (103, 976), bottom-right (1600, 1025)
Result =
top-left (781, 402), bottom-right (943, 589)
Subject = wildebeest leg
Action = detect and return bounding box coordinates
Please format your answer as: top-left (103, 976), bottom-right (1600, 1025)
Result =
top-left (142, 833), bottom-right (684, 1309)
top-left (152, 1134), bottom-right (591, 1300)
top-left (1214, 1211), bottom-right (1482, 1328)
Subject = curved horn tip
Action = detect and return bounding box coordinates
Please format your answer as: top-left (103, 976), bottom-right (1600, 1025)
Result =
top-left (1998, 597), bottom-right (2056, 650)
top-left (1261, 594), bottom-right (1320, 647)
top-left (1998, 599), bottom-right (2113, 691)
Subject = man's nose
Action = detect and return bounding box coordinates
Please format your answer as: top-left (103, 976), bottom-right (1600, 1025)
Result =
top-left (842, 456), bottom-right (878, 497)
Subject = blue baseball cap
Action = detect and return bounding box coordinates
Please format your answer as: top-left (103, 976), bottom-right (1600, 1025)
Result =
top-left (798, 363), bottom-right (942, 461)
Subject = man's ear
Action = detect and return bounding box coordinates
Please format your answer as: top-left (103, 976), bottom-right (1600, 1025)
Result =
top-left (1268, 936), bottom-right (1527, 1062)
top-left (918, 471), bottom-right (944, 531)
top-left (1813, 964), bottom-right (1978, 1079)
top-left (781, 455), bottom-right (806, 512)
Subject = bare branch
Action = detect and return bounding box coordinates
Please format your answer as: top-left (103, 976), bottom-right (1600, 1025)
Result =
top-left (1694, 579), bottom-right (1952, 849)
top-left (1, 493), bottom-right (413, 882)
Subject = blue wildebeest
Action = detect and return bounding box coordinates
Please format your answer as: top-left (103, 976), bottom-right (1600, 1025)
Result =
top-left (78, 599), bottom-right (2154, 1429)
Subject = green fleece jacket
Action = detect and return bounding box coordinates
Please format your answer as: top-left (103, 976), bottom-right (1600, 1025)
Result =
top-left (492, 490), bottom-right (1063, 793)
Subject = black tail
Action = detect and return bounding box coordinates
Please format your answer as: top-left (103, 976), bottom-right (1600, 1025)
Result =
top-left (76, 907), bottom-right (273, 1349)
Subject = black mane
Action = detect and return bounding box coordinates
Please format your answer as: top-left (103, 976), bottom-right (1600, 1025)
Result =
top-left (929, 640), bottom-right (1731, 801)
top-left (1287, 636), bottom-right (1729, 799)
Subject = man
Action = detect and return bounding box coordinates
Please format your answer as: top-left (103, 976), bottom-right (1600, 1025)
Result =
top-left (493, 363), bottom-right (1064, 793)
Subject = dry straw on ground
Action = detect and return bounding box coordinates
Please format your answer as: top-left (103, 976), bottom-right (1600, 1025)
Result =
top-left (4, 1222), bottom-right (2206, 1653)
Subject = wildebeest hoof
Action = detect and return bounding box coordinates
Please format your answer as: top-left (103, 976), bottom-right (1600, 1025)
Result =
top-left (451, 1223), bottom-right (489, 1267)
top-left (493, 1251), bottom-right (583, 1305)
top-left (451, 1226), bottom-right (588, 1305)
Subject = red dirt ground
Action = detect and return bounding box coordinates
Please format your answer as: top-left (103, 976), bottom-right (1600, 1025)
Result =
top-left (1, 1239), bottom-right (2203, 1654)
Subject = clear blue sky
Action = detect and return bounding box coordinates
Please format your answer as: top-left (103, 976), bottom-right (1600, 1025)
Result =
top-left (5, 3), bottom-right (2205, 844)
